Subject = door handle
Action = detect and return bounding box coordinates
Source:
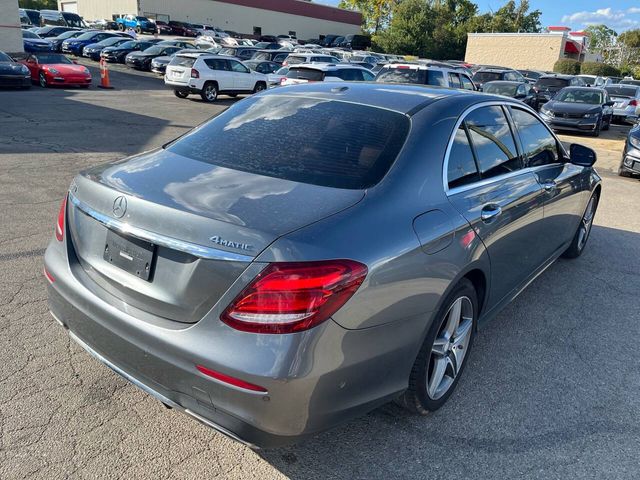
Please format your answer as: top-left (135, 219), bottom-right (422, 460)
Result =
top-left (541, 181), bottom-right (557, 192)
top-left (480, 204), bottom-right (502, 222)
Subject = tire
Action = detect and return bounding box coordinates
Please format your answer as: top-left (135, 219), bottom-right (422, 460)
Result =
top-left (253, 82), bottom-right (267, 94)
top-left (397, 278), bottom-right (477, 414)
top-left (135, 26), bottom-right (142, 35)
top-left (228, 93), bottom-right (238, 98)
top-left (174, 90), bottom-right (189, 99)
top-left (118, 23), bottom-right (124, 31)
top-left (618, 163), bottom-right (632, 177)
top-left (562, 192), bottom-right (599, 259)
top-left (592, 119), bottom-right (601, 137)
top-left (39, 71), bottom-right (48, 88)
top-left (200, 82), bottom-right (218, 103)
top-left (602, 115), bottom-right (611, 131)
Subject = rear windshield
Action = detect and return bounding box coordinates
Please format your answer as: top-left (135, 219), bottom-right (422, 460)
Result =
top-left (376, 67), bottom-right (445, 86)
top-left (483, 83), bottom-right (518, 96)
top-left (169, 56), bottom-right (196, 67)
top-left (536, 78), bottom-right (569, 88)
top-left (473, 71), bottom-right (502, 83)
top-left (287, 68), bottom-right (324, 81)
top-left (621, 79), bottom-right (640, 86)
top-left (166, 96), bottom-right (410, 189)
top-left (605, 86), bottom-right (638, 97)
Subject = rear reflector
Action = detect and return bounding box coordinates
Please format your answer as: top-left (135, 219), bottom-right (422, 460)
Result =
top-left (44, 267), bottom-right (55, 283)
top-left (55, 195), bottom-right (67, 242)
top-left (221, 260), bottom-right (367, 334)
top-left (630, 99), bottom-right (638, 106)
top-left (195, 364), bottom-right (267, 393)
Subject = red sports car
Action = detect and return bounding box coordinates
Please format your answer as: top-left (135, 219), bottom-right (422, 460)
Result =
top-left (21, 53), bottom-right (92, 88)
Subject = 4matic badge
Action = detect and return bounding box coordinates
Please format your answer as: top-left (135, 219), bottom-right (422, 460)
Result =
top-left (210, 235), bottom-right (253, 252)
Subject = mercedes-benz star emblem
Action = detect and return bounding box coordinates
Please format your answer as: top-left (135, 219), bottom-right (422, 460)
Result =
top-left (112, 196), bottom-right (127, 218)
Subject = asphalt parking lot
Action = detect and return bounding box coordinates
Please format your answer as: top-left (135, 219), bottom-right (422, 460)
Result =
top-left (1, 65), bottom-right (639, 480)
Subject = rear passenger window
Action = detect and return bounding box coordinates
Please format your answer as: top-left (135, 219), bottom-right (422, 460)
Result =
top-left (204, 58), bottom-right (228, 71)
top-left (448, 73), bottom-right (461, 88)
top-left (447, 126), bottom-right (480, 189)
top-left (510, 108), bottom-right (559, 167)
top-left (335, 69), bottom-right (362, 81)
top-left (465, 106), bottom-right (521, 178)
top-left (427, 70), bottom-right (446, 86)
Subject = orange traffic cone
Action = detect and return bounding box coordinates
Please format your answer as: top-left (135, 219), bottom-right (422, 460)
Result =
top-left (98, 58), bottom-right (113, 89)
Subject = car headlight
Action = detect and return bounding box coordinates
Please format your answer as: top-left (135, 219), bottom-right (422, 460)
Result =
top-left (49, 68), bottom-right (59, 74)
top-left (583, 112), bottom-right (599, 118)
top-left (20, 65), bottom-right (29, 75)
top-left (629, 135), bottom-right (640, 149)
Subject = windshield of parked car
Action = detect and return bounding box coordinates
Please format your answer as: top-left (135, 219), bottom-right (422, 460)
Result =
top-left (166, 96), bottom-right (411, 189)
top-left (483, 83), bottom-right (518, 96)
top-left (142, 46), bottom-right (163, 55)
top-left (536, 77), bottom-right (569, 88)
top-left (117, 41), bottom-right (137, 49)
top-left (76, 32), bottom-right (99, 41)
top-left (55, 30), bottom-right (80, 40)
top-left (605, 86), bottom-right (638, 98)
top-left (219, 47), bottom-right (236, 56)
top-left (376, 67), bottom-right (446, 86)
top-left (22, 31), bottom-right (40, 39)
top-left (472, 71), bottom-right (502, 83)
top-left (555, 89), bottom-right (603, 104)
top-left (97, 37), bottom-right (126, 46)
top-left (0, 52), bottom-right (13, 62)
top-left (169, 55), bottom-right (196, 67)
top-left (33, 54), bottom-right (72, 64)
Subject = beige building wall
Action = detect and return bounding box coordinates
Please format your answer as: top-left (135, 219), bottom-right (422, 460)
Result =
top-left (0, 0), bottom-right (24, 53)
top-left (62, 0), bottom-right (360, 38)
top-left (465, 33), bottom-right (566, 71)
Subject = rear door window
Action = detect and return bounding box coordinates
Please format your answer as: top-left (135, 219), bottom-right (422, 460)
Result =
top-left (447, 126), bottom-right (481, 189)
top-left (287, 68), bottom-right (324, 81)
top-left (464, 106), bottom-right (521, 179)
top-left (166, 96), bottom-right (410, 189)
top-left (460, 75), bottom-right (475, 90)
top-left (509, 108), bottom-right (559, 167)
top-left (376, 67), bottom-right (426, 84)
top-left (448, 72), bottom-right (461, 88)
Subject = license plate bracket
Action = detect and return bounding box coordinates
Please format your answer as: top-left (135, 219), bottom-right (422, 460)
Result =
top-left (104, 229), bottom-right (156, 281)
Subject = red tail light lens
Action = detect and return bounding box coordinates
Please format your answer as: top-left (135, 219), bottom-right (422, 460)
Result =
top-left (55, 195), bottom-right (67, 242)
top-left (190, 68), bottom-right (199, 78)
top-left (196, 365), bottom-right (267, 393)
top-left (630, 99), bottom-right (637, 106)
top-left (221, 260), bottom-right (367, 334)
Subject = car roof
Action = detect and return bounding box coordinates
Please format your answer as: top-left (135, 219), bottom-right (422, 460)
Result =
top-left (484, 80), bottom-right (523, 86)
top-left (539, 74), bottom-right (574, 79)
top-left (268, 82), bottom-right (493, 116)
top-left (475, 68), bottom-right (513, 73)
top-left (560, 86), bottom-right (605, 91)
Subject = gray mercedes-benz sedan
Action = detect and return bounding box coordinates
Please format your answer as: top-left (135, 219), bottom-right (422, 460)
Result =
top-left (44, 83), bottom-right (601, 448)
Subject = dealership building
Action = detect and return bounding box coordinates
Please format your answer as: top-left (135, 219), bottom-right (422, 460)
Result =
top-left (0, 0), bottom-right (23, 54)
top-left (57, 0), bottom-right (362, 39)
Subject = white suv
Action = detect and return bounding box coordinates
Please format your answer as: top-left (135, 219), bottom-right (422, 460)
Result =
top-left (165, 53), bottom-right (268, 102)
top-left (282, 53), bottom-right (340, 67)
top-left (376, 63), bottom-right (476, 90)
top-left (281, 64), bottom-right (375, 86)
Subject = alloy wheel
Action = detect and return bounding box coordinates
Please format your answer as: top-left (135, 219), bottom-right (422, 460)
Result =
top-left (39, 72), bottom-right (47, 88)
top-left (204, 85), bottom-right (217, 102)
top-left (577, 196), bottom-right (596, 251)
top-left (427, 296), bottom-right (473, 400)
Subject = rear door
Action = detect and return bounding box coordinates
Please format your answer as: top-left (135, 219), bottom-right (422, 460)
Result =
top-left (508, 106), bottom-right (586, 255)
top-left (446, 105), bottom-right (548, 308)
top-left (203, 58), bottom-right (233, 90)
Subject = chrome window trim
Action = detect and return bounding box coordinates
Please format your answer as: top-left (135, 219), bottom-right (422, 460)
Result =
top-left (442, 101), bottom-right (567, 196)
top-left (68, 193), bottom-right (254, 263)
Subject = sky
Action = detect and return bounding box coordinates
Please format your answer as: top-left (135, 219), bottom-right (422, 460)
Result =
top-left (321, 1), bottom-right (640, 32)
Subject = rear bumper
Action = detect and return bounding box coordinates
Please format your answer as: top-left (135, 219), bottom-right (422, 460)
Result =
top-left (44, 236), bottom-right (422, 448)
top-left (165, 79), bottom-right (201, 93)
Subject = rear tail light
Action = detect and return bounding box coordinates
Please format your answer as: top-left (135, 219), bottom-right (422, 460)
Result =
top-left (630, 99), bottom-right (637, 106)
top-left (190, 68), bottom-right (199, 78)
top-left (55, 195), bottom-right (67, 242)
top-left (280, 77), bottom-right (287, 85)
top-left (221, 260), bottom-right (367, 334)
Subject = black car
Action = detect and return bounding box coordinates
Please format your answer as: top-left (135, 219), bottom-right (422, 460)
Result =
top-left (253, 42), bottom-right (282, 51)
top-left (219, 46), bottom-right (260, 61)
top-left (518, 69), bottom-right (545, 84)
top-left (157, 40), bottom-right (195, 49)
top-left (533, 75), bottom-right (586, 109)
top-left (539, 87), bottom-right (614, 137)
top-left (619, 124), bottom-right (640, 177)
top-left (250, 49), bottom-right (291, 64)
top-left (482, 81), bottom-right (536, 107)
top-left (125, 45), bottom-right (182, 71)
top-left (259, 35), bottom-right (278, 43)
top-left (101, 40), bottom-right (160, 63)
top-left (320, 34), bottom-right (340, 47)
top-left (21, 8), bottom-right (41, 27)
top-left (0, 51), bottom-right (31, 89)
top-left (49, 29), bottom-right (86, 52)
top-left (35, 26), bottom-right (79, 38)
top-left (338, 34), bottom-right (371, 50)
top-left (244, 60), bottom-right (281, 75)
top-left (150, 48), bottom-right (203, 74)
top-left (472, 68), bottom-right (526, 89)
top-left (330, 36), bottom-right (345, 48)
top-left (83, 37), bottom-right (131, 61)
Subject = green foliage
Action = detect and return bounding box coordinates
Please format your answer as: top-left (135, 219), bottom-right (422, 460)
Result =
top-left (553, 59), bottom-right (581, 75)
top-left (618, 29), bottom-right (640, 48)
top-left (374, 0), bottom-right (432, 56)
top-left (580, 62), bottom-right (621, 77)
top-left (584, 24), bottom-right (617, 53)
top-left (468, 0), bottom-right (542, 34)
top-left (338, 0), bottom-right (399, 34)
top-left (18, 0), bottom-right (58, 9)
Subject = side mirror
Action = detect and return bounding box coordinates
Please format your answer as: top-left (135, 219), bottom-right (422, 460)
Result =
top-left (72, 59), bottom-right (78, 64)
top-left (570, 144), bottom-right (597, 167)
top-left (604, 101), bottom-right (615, 106)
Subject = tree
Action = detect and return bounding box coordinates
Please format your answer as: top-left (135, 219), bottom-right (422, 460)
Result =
top-left (467, 0), bottom-right (541, 33)
top-left (585, 24), bottom-right (617, 53)
top-left (618, 29), bottom-right (640, 48)
top-left (338, 0), bottom-right (399, 34)
top-left (374, 0), bottom-right (432, 56)
top-left (18, 0), bottom-right (58, 9)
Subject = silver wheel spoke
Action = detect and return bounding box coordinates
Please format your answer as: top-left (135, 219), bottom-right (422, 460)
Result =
top-left (428, 357), bottom-right (447, 398)
top-left (444, 298), bottom-right (462, 337)
top-left (432, 338), bottom-right (448, 357)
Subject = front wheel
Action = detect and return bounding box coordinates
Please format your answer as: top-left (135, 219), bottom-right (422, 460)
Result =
top-left (200, 82), bottom-right (218, 103)
top-left (174, 90), bottom-right (189, 99)
top-left (253, 82), bottom-right (266, 93)
top-left (592, 119), bottom-right (601, 137)
top-left (39, 71), bottom-right (48, 88)
top-left (602, 115), bottom-right (611, 131)
top-left (562, 192), bottom-right (599, 259)
top-left (118, 23), bottom-right (124, 31)
top-left (397, 279), bottom-right (477, 414)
